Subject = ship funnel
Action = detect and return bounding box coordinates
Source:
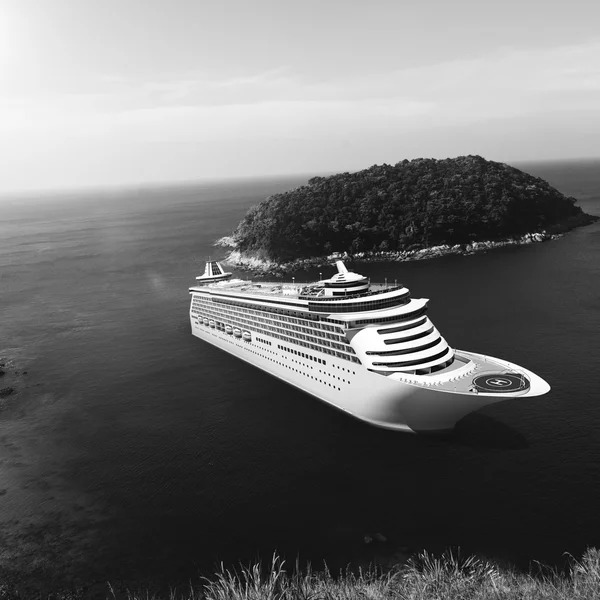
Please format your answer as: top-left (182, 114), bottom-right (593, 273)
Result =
top-left (335, 260), bottom-right (349, 274)
top-left (196, 260), bottom-right (232, 284)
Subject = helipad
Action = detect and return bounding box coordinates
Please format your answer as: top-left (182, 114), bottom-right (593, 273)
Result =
top-left (472, 373), bottom-right (530, 393)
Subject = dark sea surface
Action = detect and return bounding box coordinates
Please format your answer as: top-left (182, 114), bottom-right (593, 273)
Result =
top-left (0, 161), bottom-right (599, 595)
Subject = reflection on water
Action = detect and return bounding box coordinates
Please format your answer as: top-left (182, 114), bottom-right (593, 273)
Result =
top-left (452, 414), bottom-right (529, 450)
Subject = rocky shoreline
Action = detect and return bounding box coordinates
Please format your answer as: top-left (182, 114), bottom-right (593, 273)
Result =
top-left (215, 208), bottom-right (599, 276)
top-left (216, 230), bottom-right (561, 277)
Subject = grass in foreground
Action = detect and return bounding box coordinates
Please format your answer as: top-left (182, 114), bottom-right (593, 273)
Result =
top-left (114, 547), bottom-right (600, 600)
top-left (3, 548), bottom-right (600, 599)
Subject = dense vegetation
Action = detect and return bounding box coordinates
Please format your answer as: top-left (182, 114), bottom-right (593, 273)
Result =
top-left (231, 155), bottom-right (592, 262)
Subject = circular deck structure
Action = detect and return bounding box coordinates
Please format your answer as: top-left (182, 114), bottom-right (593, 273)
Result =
top-left (473, 373), bottom-right (530, 393)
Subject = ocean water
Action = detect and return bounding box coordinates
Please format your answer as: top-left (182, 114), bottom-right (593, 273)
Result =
top-left (0, 162), bottom-right (599, 594)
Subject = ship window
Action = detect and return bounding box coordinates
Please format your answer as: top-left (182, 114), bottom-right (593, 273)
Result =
top-left (308, 293), bottom-right (410, 314)
top-left (352, 306), bottom-right (428, 328)
top-left (367, 337), bottom-right (442, 357)
top-left (372, 347), bottom-right (451, 368)
top-left (377, 316), bottom-right (428, 335)
top-left (383, 326), bottom-right (434, 345)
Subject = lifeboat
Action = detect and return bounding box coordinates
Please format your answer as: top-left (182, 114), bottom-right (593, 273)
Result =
top-left (242, 331), bottom-right (252, 342)
top-left (209, 320), bottom-right (216, 328)
top-left (203, 318), bottom-right (209, 326)
top-left (225, 325), bottom-right (233, 334)
top-left (233, 328), bottom-right (242, 338)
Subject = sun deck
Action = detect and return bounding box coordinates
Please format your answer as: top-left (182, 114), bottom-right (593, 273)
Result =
top-left (190, 279), bottom-right (406, 301)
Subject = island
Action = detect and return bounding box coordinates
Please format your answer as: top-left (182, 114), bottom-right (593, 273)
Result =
top-left (218, 155), bottom-right (597, 273)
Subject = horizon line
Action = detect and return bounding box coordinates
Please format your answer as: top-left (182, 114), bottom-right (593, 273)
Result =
top-left (2, 154), bottom-right (599, 199)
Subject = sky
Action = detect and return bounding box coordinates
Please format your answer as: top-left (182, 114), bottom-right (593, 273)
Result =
top-left (0, 0), bottom-right (599, 192)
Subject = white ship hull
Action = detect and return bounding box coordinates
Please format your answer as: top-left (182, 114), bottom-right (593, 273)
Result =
top-left (190, 320), bottom-right (536, 433)
top-left (189, 260), bottom-right (550, 433)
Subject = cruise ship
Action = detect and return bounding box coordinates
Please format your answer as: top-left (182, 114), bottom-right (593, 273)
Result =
top-left (189, 260), bottom-right (550, 433)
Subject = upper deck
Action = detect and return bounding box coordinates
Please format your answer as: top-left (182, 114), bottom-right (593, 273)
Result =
top-left (189, 278), bottom-right (404, 300)
top-left (189, 260), bottom-right (415, 317)
top-left (189, 278), bottom-right (413, 312)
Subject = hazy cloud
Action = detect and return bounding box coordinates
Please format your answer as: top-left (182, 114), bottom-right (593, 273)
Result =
top-left (0, 40), bottom-right (599, 191)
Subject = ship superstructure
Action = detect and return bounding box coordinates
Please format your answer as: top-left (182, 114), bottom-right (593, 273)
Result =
top-left (189, 260), bottom-right (550, 433)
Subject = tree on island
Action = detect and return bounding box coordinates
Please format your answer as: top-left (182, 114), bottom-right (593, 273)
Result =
top-left (229, 155), bottom-right (591, 262)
